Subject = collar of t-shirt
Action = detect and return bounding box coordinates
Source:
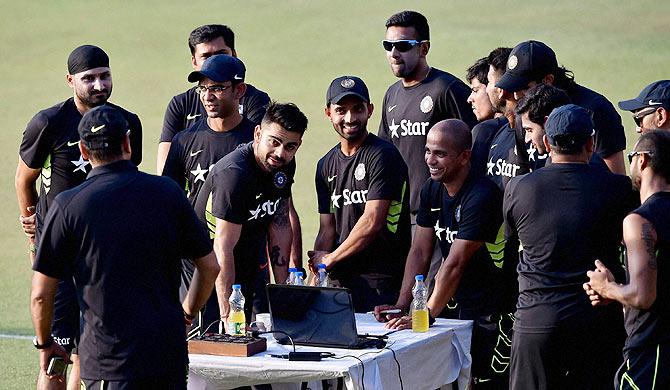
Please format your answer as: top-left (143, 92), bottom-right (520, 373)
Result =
top-left (86, 159), bottom-right (137, 179)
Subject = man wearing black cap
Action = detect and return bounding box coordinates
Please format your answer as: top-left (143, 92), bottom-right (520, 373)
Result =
top-left (308, 76), bottom-right (410, 312)
top-left (504, 104), bottom-right (636, 389)
top-left (30, 105), bottom-right (218, 390)
top-left (496, 40), bottom-right (627, 175)
top-left (194, 102), bottom-right (307, 331)
top-left (618, 80), bottom-right (670, 133)
top-left (157, 24), bottom-right (270, 174)
top-left (162, 54), bottom-right (256, 336)
top-left (15, 45), bottom-right (142, 390)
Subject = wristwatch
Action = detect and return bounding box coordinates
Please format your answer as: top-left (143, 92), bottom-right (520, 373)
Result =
top-left (33, 336), bottom-right (53, 349)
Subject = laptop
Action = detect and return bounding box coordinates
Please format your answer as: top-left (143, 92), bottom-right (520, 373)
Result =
top-left (266, 284), bottom-right (387, 349)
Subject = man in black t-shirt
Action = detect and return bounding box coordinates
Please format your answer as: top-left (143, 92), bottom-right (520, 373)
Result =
top-left (157, 24), bottom-right (269, 174)
top-left (308, 76), bottom-right (410, 312)
top-left (30, 106), bottom-right (218, 389)
top-left (377, 120), bottom-right (508, 387)
top-left (194, 102), bottom-right (307, 330)
top-left (496, 40), bottom-right (627, 174)
top-left (618, 80), bottom-right (670, 134)
top-left (15, 45), bottom-right (142, 390)
top-left (585, 130), bottom-right (670, 390)
top-left (505, 105), bottom-right (635, 389)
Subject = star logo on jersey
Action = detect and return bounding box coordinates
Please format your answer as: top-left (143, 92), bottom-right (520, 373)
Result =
top-left (67, 140), bottom-right (79, 147)
top-left (190, 163), bottom-right (208, 183)
top-left (389, 119), bottom-right (400, 138)
top-left (387, 104), bottom-right (397, 112)
top-left (90, 124), bottom-right (105, 133)
top-left (327, 175), bottom-right (337, 182)
top-left (186, 113), bottom-right (201, 120)
top-left (248, 205), bottom-right (262, 220)
top-left (71, 155), bottom-right (90, 173)
top-left (354, 163), bottom-right (366, 181)
top-left (190, 149), bottom-right (203, 157)
top-left (527, 144), bottom-right (537, 161)
top-left (434, 219), bottom-right (446, 241)
top-left (331, 190), bottom-right (342, 208)
top-left (248, 198), bottom-right (281, 221)
top-left (487, 158), bottom-right (495, 176)
top-left (420, 95), bottom-right (434, 113)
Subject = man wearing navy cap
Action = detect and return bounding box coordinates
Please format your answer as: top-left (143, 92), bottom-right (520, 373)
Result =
top-left (618, 80), bottom-right (670, 133)
top-left (30, 106), bottom-right (218, 389)
top-left (496, 40), bottom-right (627, 175)
top-left (309, 76), bottom-right (410, 311)
top-left (504, 104), bottom-right (636, 388)
top-left (15, 45), bottom-right (142, 390)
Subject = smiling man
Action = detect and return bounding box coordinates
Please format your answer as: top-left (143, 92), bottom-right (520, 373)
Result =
top-left (194, 102), bottom-right (307, 330)
top-left (309, 76), bottom-right (410, 312)
top-left (15, 45), bottom-right (142, 390)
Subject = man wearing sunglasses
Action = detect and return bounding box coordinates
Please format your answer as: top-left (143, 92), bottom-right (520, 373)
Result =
top-left (162, 54), bottom-right (255, 337)
top-left (618, 80), bottom-right (670, 134)
top-left (379, 10), bottom-right (476, 295)
top-left (585, 130), bottom-right (670, 390)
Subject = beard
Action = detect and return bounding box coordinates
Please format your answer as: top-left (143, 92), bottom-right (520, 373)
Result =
top-left (77, 87), bottom-right (111, 108)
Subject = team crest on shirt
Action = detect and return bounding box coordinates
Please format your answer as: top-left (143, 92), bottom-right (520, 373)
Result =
top-left (455, 205), bottom-right (462, 223)
top-left (508, 55), bottom-right (518, 70)
top-left (274, 171), bottom-right (288, 188)
top-left (420, 95), bottom-right (434, 113)
top-left (354, 163), bottom-right (366, 181)
top-left (341, 78), bottom-right (355, 88)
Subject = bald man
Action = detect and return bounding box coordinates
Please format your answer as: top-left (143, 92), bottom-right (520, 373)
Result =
top-left (374, 119), bottom-right (508, 387)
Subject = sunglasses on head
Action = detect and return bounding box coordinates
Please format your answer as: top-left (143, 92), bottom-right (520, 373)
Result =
top-left (382, 39), bottom-right (427, 52)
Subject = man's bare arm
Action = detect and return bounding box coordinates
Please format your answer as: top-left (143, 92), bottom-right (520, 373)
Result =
top-left (15, 158), bottom-right (40, 239)
top-left (213, 219), bottom-right (242, 319)
top-left (396, 226), bottom-right (436, 310)
top-left (182, 251), bottom-right (220, 318)
top-left (288, 198), bottom-right (303, 268)
top-left (30, 272), bottom-right (69, 373)
top-left (268, 198), bottom-right (292, 284)
top-left (603, 151), bottom-right (626, 175)
top-left (313, 213), bottom-right (336, 252)
top-left (156, 141), bottom-right (171, 175)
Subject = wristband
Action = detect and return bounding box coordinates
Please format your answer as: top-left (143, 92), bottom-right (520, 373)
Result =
top-left (33, 336), bottom-right (53, 349)
top-left (183, 309), bottom-right (196, 321)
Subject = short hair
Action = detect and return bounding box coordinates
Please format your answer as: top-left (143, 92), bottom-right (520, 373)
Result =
top-left (466, 57), bottom-right (489, 84)
top-left (188, 24), bottom-right (235, 55)
top-left (83, 140), bottom-right (124, 163)
top-left (385, 11), bottom-right (429, 41)
top-left (431, 119), bottom-right (472, 154)
top-left (261, 101), bottom-right (308, 136)
top-left (636, 130), bottom-right (670, 182)
top-left (549, 134), bottom-right (590, 155)
top-left (516, 84), bottom-right (571, 126)
top-left (487, 47), bottom-right (512, 73)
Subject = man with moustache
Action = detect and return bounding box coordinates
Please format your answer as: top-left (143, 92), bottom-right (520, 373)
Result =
top-left (15, 45), bottom-right (142, 390)
top-left (309, 76), bottom-right (410, 311)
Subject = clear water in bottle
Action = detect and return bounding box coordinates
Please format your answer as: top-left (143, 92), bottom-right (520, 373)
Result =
top-left (227, 284), bottom-right (246, 336)
top-left (286, 268), bottom-right (297, 285)
top-left (317, 264), bottom-right (330, 287)
top-left (411, 275), bottom-right (429, 332)
top-left (294, 271), bottom-right (304, 286)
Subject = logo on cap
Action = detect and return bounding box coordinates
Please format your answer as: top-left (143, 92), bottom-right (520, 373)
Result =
top-left (420, 95), bottom-right (434, 113)
top-left (274, 171), bottom-right (288, 189)
top-left (234, 74), bottom-right (243, 80)
top-left (649, 100), bottom-right (663, 105)
top-left (90, 124), bottom-right (105, 133)
top-left (341, 78), bottom-right (355, 89)
top-left (508, 55), bottom-right (518, 70)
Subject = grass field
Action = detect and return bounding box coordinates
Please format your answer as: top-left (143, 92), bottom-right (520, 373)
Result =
top-left (1, 1), bottom-right (668, 388)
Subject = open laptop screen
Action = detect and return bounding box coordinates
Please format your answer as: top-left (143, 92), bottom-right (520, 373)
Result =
top-left (266, 284), bottom-right (359, 348)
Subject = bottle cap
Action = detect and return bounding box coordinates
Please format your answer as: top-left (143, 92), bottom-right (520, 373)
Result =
top-left (289, 268), bottom-right (297, 272)
top-left (415, 275), bottom-right (424, 281)
top-left (232, 284), bottom-right (241, 289)
top-left (317, 264), bottom-right (327, 269)
top-left (296, 271), bottom-right (304, 277)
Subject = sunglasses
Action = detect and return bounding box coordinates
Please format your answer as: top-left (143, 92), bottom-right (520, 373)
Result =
top-left (627, 150), bottom-right (653, 164)
top-left (632, 107), bottom-right (658, 127)
top-left (382, 39), bottom-right (427, 52)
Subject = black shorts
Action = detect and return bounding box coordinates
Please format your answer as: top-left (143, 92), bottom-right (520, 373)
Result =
top-left (52, 277), bottom-right (79, 354)
top-left (616, 344), bottom-right (670, 390)
top-left (470, 313), bottom-right (514, 389)
top-left (81, 375), bottom-right (186, 390)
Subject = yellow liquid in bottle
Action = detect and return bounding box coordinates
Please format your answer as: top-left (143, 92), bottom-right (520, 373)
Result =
top-left (412, 309), bottom-right (429, 332)
top-left (228, 311), bottom-right (246, 336)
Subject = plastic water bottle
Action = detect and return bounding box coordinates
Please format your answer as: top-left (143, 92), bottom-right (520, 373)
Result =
top-left (227, 284), bottom-right (246, 336)
top-left (411, 275), bottom-right (429, 332)
top-left (286, 268), bottom-right (297, 285)
top-left (317, 264), bottom-right (330, 287)
top-left (294, 271), bottom-right (304, 286)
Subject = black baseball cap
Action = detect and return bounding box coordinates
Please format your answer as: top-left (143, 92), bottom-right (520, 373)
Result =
top-left (188, 54), bottom-right (246, 83)
top-left (326, 76), bottom-right (370, 105)
top-left (618, 80), bottom-right (670, 112)
top-left (545, 104), bottom-right (595, 145)
top-left (496, 40), bottom-right (558, 92)
top-left (78, 106), bottom-right (129, 150)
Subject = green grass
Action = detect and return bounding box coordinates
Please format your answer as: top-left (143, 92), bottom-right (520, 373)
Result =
top-left (1, 0), bottom-right (668, 387)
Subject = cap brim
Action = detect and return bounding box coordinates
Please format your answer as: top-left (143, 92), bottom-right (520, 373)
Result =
top-left (618, 98), bottom-right (647, 112)
top-left (495, 71), bottom-right (531, 92)
top-left (328, 92), bottom-right (369, 105)
top-left (188, 70), bottom-right (231, 83)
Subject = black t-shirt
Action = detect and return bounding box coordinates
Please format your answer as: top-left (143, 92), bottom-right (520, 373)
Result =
top-left (485, 123), bottom-right (528, 191)
top-left (315, 134), bottom-right (410, 282)
top-left (162, 118), bottom-right (255, 206)
top-left (33, 160), bottom-right (212, 380)
top-left (378, 68), bottom-right (477, 215)
top-left (416, 174), bottom-right (505, 318)
top-left (194, 142), bottom-right (294, 285)
top-left (160, 84), bottom-right (269, 142)
top-left (471, 116), bottom-right (508, 177)
top-left (19, 98), bottom-right (143, 240)
top-left (504, 163), bottom-right (636, 332)
top-left (624, 192), bottom-right (670, 351)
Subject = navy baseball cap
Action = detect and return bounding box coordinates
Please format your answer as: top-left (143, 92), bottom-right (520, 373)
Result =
top-left (188, 54), bottom-right (246, 83)
top-left (326, 76), bottom-right (370, 105)
top-left (78, 106), bottom-right (129, 150)
top-left (618, 80), bottom-right (670, 112)
top-left (545, 104), bottom-right (595, 145)
top-left (496, 40), bottom-right (558, 92)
